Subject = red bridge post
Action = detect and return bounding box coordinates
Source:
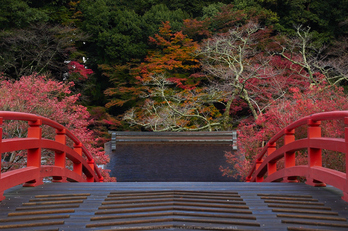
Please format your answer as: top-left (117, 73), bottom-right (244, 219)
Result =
top-left (88, 160), bottom-right (95, 182)
top-left (53, 129), bottom-right (67, 182)
top-left (0, 118), bottom-right (3, 200)
top-left (306, 119), bottom-right (325, 187)
top-left (23, 119), bottom-right (43, 187)
top-left (73, 142), bottom-right (83, 176)
top-left (267, 142), bottom-right (277, 176)
top-left (256, 159), bottom-right (263, 182)
top-left (284, 129), bottom-right (297, 182)
top-left (344, 117), bottom-right (348, 201)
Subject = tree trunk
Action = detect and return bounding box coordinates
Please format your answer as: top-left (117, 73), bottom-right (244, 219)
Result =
top-left (222, 94), bottom-right (235, 130)
top-left (241, 89), bottom-right (258, 120)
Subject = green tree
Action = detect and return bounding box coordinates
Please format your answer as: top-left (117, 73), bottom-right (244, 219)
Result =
top-left (142, 4), bottom-right (188, 36)
top-left (0, 0), bottom-right (83, 29)
top-left (78, 1), bottom-right (148, 106)
top-left (156, 0), bottom-right (231, 18)
top-left (101, 63), bottom-right (145, 129)
top-left (257, 0), bottom-right (348, 42)
top-left (0, 0), bottom-right (48, 29)
top-left (80, 1), bottom-right (147, 64)
top-left (79, 0), bottom-right (194, 108)
top-left (79, 0), bottom-right (191, 65)
top-left (182, 3), bottom-right (278, 41)
top-left (28, 0), bottom-right (82, 25)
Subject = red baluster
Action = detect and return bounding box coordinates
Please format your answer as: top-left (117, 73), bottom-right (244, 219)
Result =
top-left (0, 117), bottom-right (4, 200)
top-left (306, 119), bottom-right (325, 187)
top-left (343, 117), bottom-right (348, 201)
top-left (267, 142), bottom-right (277, 176)
top-left (53, 129), bottom-right (67, 182)
top-left (256, 159), bottom-right (263, 182)
top-left (23, 119), bottom-right (43, 187)
top-left (284, 129), bottom-right (297, 182)
top-left (87, 159), bottom-right (95, 182)
top-left (73, 142), bottom-right (83, 177)
top-left (0, 117), bottom-right (2, 179)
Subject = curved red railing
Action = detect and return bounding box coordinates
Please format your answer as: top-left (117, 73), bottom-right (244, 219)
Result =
top-left (0, 111), bottom-right (103, 201)
top-left (246, 111), bottom-right (348, 201)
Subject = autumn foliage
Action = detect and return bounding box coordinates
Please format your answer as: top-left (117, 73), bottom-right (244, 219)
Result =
top-left (68, 61), bottom-right (93, 80)
top-left (135, 21), bottom-right (201, 89)
top-left (221, 84), bottom-right (348, 180)
top-left (0, 74), bottom-right (115, 181)
top-left (122, 22), bottom-right (223, 131)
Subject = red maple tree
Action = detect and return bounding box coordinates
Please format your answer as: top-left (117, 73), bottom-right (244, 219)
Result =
top-left (0, 74), bottom-right (115, 181)
top-left (221, 83), bottom-right (348, 180)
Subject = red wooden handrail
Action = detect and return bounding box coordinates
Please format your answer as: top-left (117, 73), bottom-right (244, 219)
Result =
top-left (246, 111), bottom-right (348, 202)
top-left (0, 111), bottom-right (103, 201)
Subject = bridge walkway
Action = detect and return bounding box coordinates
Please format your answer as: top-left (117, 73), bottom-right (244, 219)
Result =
top-left (1, 182), bottom-right (348, 231)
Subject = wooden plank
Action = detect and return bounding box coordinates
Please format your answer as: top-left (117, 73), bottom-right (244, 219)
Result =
top-left (8, 209), bottom-right (75, 216)
top-left (282, 219), bottom-right (348, 228)
top-left (0, 215), bottom-right (70, 223)
top-left (22, 200), bottom-right (84, 206)
top-left (272, 208), bottom-right (338, 215)
top-left (15, 204), bottom-right (80, 210)
top-left (0, 221), bottom-right (65, 229)
top-left (34, 193), bottom-right (91, 198)
top-left (90, 212), bottom-right (256, 221)
top-left (277, 214), bottom-right (346, 221)
top-left (29, 196), bottom-right (88, 202)
top-left (260, 196), bottom-right (318, 201)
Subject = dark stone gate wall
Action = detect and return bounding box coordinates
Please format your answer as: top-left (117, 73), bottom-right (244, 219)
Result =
top-left (105, 131), bottom-right (239, 182)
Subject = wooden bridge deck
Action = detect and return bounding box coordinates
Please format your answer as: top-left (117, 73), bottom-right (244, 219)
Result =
top-left (1, 182), bottom-right (348, 231)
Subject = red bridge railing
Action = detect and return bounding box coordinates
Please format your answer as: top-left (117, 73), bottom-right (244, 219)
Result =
top-left (246, 111), bottom-right (348, 201)
top-left (0, 111), bottom-right (103, 201)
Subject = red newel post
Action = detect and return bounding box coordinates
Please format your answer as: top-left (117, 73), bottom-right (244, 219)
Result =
top-left (343, 117), bottom-right (348, 201)
top-left (0, 117), bottom-right (2, 179)
top-left (53, 129), bottom-right (67, 182)
top-left (87, 160), bottom-right (95, 182)
top-left (284, 129), bottom-right (297, 182)
top-left (0, 117), bottom-right (4, 200)
top-left (24, 119), bottom-right (43, 187)
top-left (256, 159), bottom-right (263, 182)
top-left (73, 142), bottom-right (83, 177)
top-left (306, 119), bottom-right (325, 187)
top-left (267, 142), bottom-right (277, 176)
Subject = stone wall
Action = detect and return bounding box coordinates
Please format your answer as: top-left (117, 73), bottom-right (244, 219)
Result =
top-left (105, 131), bottom-right (239, 182)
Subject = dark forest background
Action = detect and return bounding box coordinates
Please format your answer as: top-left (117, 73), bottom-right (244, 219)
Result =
top-left (1, 0), bottom-right (347, 139)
